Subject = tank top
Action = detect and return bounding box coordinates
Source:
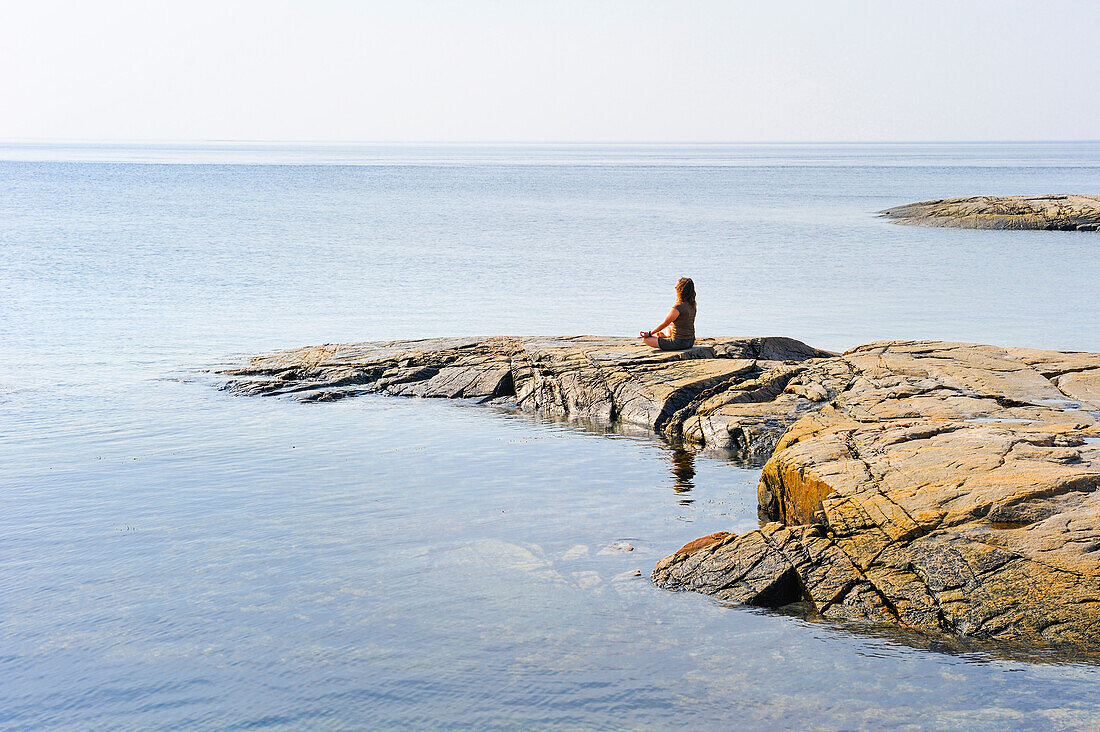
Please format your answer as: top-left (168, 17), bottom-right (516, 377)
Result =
top-left (670, 300), bottom-right (696, 342)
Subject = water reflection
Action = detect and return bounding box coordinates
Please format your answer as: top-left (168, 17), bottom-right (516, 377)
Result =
top-left (277, 397), bottom-right (1100, 666)
top-left (669, 447), bottom-right (696, 504)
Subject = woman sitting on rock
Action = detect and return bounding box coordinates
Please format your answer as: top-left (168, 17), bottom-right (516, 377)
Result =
top-left (640, 277), bottom-right (696, 351)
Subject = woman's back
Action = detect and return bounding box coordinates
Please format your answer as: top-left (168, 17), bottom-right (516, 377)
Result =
top-left (670, 300), bottom-right (695, 342)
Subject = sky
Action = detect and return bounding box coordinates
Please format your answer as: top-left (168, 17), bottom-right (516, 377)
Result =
top-left (1, 0), bottom-right (1098, 142)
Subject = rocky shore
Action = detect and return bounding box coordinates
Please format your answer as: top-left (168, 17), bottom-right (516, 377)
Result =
top-left (218, 336), bottom-right (1100, 646)
top-left (218, 336), bottom-right (832, 456)
top-left (880, 194), bottom-right (1100, 230)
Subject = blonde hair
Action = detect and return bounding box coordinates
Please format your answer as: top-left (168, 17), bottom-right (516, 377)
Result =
top-left (675, 277), bottom-right (696, 307)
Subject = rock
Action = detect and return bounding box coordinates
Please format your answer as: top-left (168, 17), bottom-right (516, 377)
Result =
top-left (678, 358), bottom-right (855, 462)
top-left (572, 571), bottom-right (602, 590)
top-left (217, 335), bottom-right (831, 445)
top-left (599, 541), bottom-right (635, 554)
top-left (613, 569), bottom-right (643, 581)
top-left (560, 544), bottom-right (589, 561)
top-left (216, 335), bottom-right (1100, 646)
top-left (879, 194), bottom-right (1100, 230)
top-left (653, 524), bottom-right (893, 621)
top-left (655, 341), bottom-right (1100, 647)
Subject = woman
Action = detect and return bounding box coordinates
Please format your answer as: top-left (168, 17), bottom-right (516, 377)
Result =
top-left (639, 277), bottom-right (696, 351)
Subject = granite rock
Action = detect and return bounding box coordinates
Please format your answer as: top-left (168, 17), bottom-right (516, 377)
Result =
top-left (655, 341), bottom-right (1100, 646)
top-left (218, 335), bottom-right (831, 438)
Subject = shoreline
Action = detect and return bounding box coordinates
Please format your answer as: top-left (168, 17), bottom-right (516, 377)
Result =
top-left (216, 335), bottom-right (1100, 649)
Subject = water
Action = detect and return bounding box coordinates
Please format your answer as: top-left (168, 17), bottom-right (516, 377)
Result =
top-left (2, 143), bottom-right (1099, 730)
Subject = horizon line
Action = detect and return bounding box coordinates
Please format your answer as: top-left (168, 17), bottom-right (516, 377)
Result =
top-left (2, 138), bottom-right (1099, 146)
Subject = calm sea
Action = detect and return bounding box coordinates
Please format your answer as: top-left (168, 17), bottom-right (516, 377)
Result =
top-left (2, 142), bottom-right (1099, 730)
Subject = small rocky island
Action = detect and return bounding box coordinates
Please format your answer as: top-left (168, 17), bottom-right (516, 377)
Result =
top-left (881, 194), bottom-right (1100, 230)
top-left (218, 337), bottom-right (1100, 647)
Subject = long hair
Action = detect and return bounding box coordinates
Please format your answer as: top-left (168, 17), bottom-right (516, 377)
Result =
top-left (675, 277), bottom-right (696, 307)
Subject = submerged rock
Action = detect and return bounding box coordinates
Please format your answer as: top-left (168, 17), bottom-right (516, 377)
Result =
top-left (880, 194), bottom-right (1100, 230)
top-left (599, 541), bottom-right (635, 554)
top-left (217, 336), bottom-right (1100, 646)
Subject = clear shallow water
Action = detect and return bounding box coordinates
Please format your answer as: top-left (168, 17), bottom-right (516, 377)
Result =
top-left (2, 143), bottom-right (1099, 730)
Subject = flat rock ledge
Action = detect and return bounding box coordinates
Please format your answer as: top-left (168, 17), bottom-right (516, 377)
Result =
top-left (880, 194), bottom-right (1100, 230)
top-left (217, 336), bottom-right (833, 462)
top-left (216, 337), bottom-right (1100, 646)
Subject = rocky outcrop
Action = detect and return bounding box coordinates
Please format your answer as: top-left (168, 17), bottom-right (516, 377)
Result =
top-left (655, 341), bottom-right (1100, 647)
top-left (218, 336), bottom-right (1100, 646)
top-left (218, 336), bottom-right (832, 450)
top-left (880, 195), bottom-right (1100, 230)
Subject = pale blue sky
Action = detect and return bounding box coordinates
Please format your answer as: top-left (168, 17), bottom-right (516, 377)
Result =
top-left (1, 0), bottom-right (1097, 142)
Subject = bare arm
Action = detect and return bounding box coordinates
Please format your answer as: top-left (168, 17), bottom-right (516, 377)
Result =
top-left (640, 307), bottom-right (680, 338)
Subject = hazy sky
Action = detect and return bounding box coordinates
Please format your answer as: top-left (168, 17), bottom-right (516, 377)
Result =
top-left (2, 0), bottom-right (1098, 142)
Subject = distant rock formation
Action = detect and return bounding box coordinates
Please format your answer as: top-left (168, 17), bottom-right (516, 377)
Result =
top-left (217, 337), bottom-right (1100, 647)
top-left (880, 195), bottom-right (1100, 230)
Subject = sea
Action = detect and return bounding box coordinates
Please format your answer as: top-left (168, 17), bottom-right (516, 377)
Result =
top-left (2, 142), bottom-right (1099, 730)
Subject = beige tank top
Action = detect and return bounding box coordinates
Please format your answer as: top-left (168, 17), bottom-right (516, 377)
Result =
top-left (670, 300), bottom-right (696, 341)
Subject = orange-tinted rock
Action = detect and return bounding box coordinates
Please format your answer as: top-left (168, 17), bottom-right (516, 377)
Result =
top-left (656, 341), bottom-right (1100, 647)
top-left (672, 531), bottom-right (732, 558)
